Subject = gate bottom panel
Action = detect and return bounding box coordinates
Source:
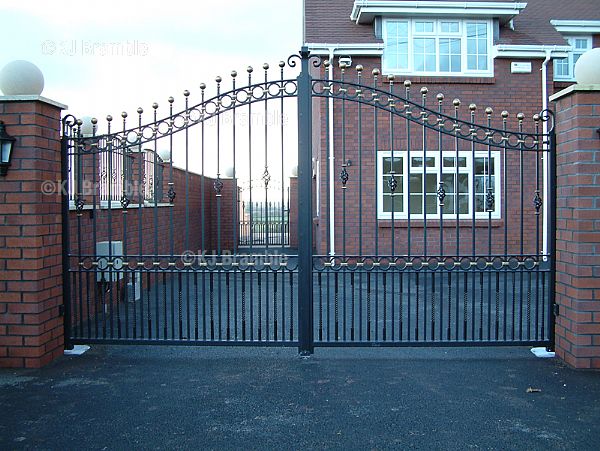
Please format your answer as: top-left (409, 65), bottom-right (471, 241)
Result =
top-left (313, 267), bottom-right (551, 346)
top-left (67, 267), bottom-right (298, 345)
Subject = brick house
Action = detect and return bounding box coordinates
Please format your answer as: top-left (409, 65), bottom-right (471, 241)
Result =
top-left (304, 0), bottom-right (600, 257)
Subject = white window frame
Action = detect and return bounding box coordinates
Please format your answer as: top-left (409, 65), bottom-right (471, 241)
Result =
top-left (382, 18), bottom-right (494, 77)
top-left (553, 35), bottom-right (593, 81)
top-left (377, 150), bottom-right (501, 220)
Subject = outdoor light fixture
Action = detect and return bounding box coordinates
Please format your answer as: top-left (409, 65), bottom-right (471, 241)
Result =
top-left (0, 121), bottom-right (16, 177)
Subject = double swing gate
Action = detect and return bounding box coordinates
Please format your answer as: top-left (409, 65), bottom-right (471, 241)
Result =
top-left (62, 49), bottom-right (556, 353)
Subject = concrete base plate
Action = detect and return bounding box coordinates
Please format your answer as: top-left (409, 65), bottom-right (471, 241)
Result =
top-left (64, 345), bottom-right (90, 356)
top-left (531, 347), bottom-right (555, 358)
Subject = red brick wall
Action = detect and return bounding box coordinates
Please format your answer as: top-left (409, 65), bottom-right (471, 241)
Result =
top-left (553, 87), bottom-right (600, 369)
top-left (313, 57), bottom-right (546, 257)
top-left (0, 100), bottom-right (65, 368)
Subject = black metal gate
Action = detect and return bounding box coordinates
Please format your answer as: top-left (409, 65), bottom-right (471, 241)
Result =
top-left (62, 49), bottom-right (556, 352)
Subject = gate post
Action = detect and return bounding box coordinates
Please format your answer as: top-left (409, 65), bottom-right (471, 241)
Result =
top-left (297, 47), bottom-right (314, 355)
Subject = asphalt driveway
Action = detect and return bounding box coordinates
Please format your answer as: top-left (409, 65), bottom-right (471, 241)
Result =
top-left (1, 346), bottom-right (599, 450)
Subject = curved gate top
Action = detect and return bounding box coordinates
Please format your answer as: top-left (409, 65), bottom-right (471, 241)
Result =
top-left (62, 48), bottom-right (556, 353)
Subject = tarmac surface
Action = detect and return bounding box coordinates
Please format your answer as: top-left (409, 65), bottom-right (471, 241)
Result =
top-left (1, 346), bottom-right (599, 450)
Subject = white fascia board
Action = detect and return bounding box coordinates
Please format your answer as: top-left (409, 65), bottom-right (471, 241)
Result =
top-left (493, 44), bottom-right (571, 59)
top-left (307, 43), bottom-right (384, 56)
top-left (351, 1), bottom-right (527, 24)
top-left (550, 20), bottom-right (600, 34)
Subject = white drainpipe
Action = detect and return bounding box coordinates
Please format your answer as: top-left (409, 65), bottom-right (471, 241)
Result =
top-left (328, 47), bottom-right (336, 256)
top-left (541, 49), bottom-right (551, 258)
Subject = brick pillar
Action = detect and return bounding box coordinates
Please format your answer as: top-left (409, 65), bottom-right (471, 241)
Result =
top-left (551, 85), bottom-right (600, 369)
top-left (0, 96), bottom-right (67, 368)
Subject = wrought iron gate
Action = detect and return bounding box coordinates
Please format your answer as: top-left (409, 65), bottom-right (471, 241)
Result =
top-left (62, 48), bottom-right (556, 352)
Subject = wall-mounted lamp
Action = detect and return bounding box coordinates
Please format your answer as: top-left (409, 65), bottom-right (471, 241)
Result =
top-left (0, 121), bottom-right (16, 177)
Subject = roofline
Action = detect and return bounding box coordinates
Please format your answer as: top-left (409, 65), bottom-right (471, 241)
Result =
top-left (350, 1), bottom-right (527, 25)
top-left (493, 44), bottom-right (571, 58)
top-left (550, 20), bottom-right (600, 34)
top-left (306, 43), bottom-right (385, 56)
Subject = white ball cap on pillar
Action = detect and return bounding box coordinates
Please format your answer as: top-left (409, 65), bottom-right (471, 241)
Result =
top-left (0, 60), bottom-right (45, 96)
top-left (575, 48), bottom-right (600, 85)
top-left (224, 166), bottom-right (235, 178)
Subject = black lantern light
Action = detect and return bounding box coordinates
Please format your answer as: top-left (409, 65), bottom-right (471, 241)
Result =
top-left (0, 121), bottom-right (16, 176)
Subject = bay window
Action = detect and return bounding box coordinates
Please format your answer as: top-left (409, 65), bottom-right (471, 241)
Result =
top-left (383, 18), bottom-right (493, 76)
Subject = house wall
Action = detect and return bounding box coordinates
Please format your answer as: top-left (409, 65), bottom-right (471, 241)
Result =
top-left (312, 56), bottom-right (547, 257)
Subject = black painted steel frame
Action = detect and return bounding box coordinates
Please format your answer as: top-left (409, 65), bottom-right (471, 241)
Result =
top-left (62, 48), bottom-right (556, 353)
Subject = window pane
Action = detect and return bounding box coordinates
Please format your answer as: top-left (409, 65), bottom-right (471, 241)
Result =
top-left (409, 173), bottom-right (422, 193)
top-left (383, 194), bottom-right (403, 213)
top-left (426, 193), bottom-right (437, 214)
top-left (414, 38), bottom-right (436, 72)
top-left (441, 21), bottom-right (459, 33)
top-left (575, 38), bottom-right (589, 49)
top-left (415, 21), bottom-right (434, 33)
top-left (458, 157), bottom-right (467, 168)
top-left (458, 194), bottom-right (469, 214)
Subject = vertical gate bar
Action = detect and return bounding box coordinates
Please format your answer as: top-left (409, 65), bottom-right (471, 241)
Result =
top-left (266, 265), bottom-right (270, 341)
top-left (437, 95), bottom-right (444, 341)
top-left (534, 118), bottom-right (542, 341)
top-left (447, 272), bottom-right (451, 340)
top-left (318, 272), bottom-right (323, 340)
top-left (479, 271), bottom-right (483, 340)
top-left (290, 271), bottom-right (294, 341)
top-left (280, 63), bottom-right (286, 250)
top-left (357, 67), bottom-right (363, 343)
top-left (168, 98), bottom-right (175, 340)
top-left (383, 272), bottom-right (387, 341)
top-left (367, 272), bottom-right (371, 341)
top-left (518, 116), bottom-right (525, 341)
top-left (495, 271), bottom-right (500, 340)
top-left (209, 271), bottom-right (214, 339)
top-left (421, 90), bottom-right (428, 341)
top-left (92, 128), bottom-right (100, 340)
top-left (263, 66), bottom-right (270, 249)
top-left (388, 76), bottom-right (396, 342)
top-left (334, 272), bottom-right (339, 340)
top-left (281, 266), bottom-right (285, 342)
top-left (405, 83), bottom-right (412, 340)
top-left (431, 272), bottom-right (436, 341)
top-left (463, 271), bottom-right (468, 340)
top-left (274, 271), bottom-right (278, 341)
top-left (226, 272), bottom-right (231, 340)
top-left (163, 272), bottom-right (167, 339)
top-left (177, 271), bottom-right (182, 340)
top-left (86, 271), bottom-right (91, 339)
top-left (132, 267), bottom-right (137, 338)
top-left (399, 272), bottom-right (404, 341)
top-left (74, 131), bottom-right (83, 341)
top-left (297, 47), bottom-right (315, 354)
top-left (415, 272), bottom-right (420, 340)
top-left (486, 110), bottom-right (493, 340)
top-left (407, 272), bottom-right (411, 341)
top-left (502, 113), bottom-right (508, 340)
top-left (340, 65), bottom-right (347, 342)
top-left (470, 106), bottom-right (476, 342)
top-left (195, 271), bottom-right (199, 340)
top-left (147, 271), bottom-right (151, 339)
top-left (60, 130), bottom-right (73, 348)
top-left (454, 101), bottom-right (460, 341)
top-left (351, 272), bottom-right (355, 341)
top-left (241, 271), bottom-right (246, 340)
top-left (151, 105), bottom-right (159, 342)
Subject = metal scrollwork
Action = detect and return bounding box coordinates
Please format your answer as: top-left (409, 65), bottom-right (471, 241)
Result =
top-left (533, 191), bottom-right (543, 215)
top-left (167, 183), bottom-right (176, 203)
top-left (120, 195), bottom-right (130, 209)
top-left (486, 188), bottom-right (495, 212)
top-left (388, 174), bottom-right (398, 193)
top-left (75, 197), bottom-right (85, 215)
top-left (214, 177), bottom-right (223, 197)
top-left (340, 166), bottom-right (349, 188)
top-left (437, 182), bottom-right (446, 206)
top-left (262, 169), bottom-right (271, 188)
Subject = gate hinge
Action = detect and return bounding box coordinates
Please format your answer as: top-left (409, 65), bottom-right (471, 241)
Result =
top-left (59, 304), bottom-right (65, 317)
top-left (553, 303), bottom-right (560, 317)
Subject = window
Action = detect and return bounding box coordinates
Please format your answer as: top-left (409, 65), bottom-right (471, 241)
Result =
top-left (383, 19), bottom-right (493, 76)
top-left (377, 151), bottom-right (500, 219)
top-left (554, 36), bottom-right (592, 81)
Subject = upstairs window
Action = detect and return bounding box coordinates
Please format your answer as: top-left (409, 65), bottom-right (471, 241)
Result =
top-left (383, 18), bottom-right (493, 76)
top-left (554, 36), bottom-right (592, 81)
